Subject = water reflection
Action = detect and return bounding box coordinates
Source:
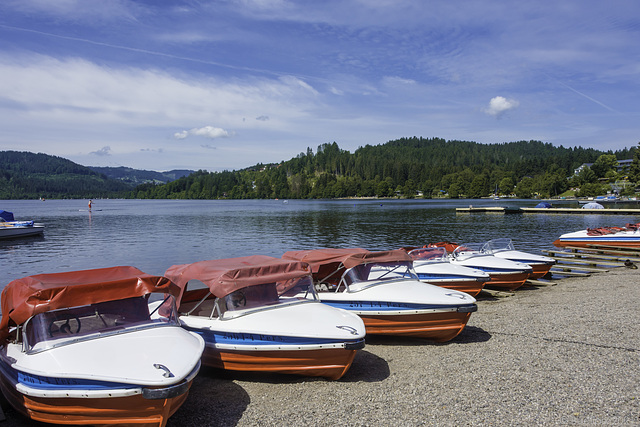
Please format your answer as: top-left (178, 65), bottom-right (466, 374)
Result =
top-left (1, 199), bottom-right (637, 287)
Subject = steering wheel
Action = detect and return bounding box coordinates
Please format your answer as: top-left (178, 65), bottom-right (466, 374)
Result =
top-left (49, 317), bottom-right (82, 337)
top-left (232, 292), bottom-right (246, 308)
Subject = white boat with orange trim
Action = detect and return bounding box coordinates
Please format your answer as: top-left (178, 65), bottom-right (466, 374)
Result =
top-left (481, 238), bottom-right (556, 279)
top-left (0, 266), bottom-right (204, 427)
top-left (429, 242), bottom-right (533, 291)
top-left (553, 223), bottom-right (640, 248)
top-left (164, 255), bottom-right (365, 380)
top-left (406, 246), bottom-right (490, 297)
top-left (282, 248), bottom-right (477, 342)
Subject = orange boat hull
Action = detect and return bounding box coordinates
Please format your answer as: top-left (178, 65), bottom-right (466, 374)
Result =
top-left (201, 347), bottom-right (358, 380)
top-left (528, 263), bottom-right (553, 279)
top-left (360, 311), bottom-right (472, 342)
top-left (485, 271), bottom-right (531, 291)
top-left (0, 375), bottom-right (191, 427)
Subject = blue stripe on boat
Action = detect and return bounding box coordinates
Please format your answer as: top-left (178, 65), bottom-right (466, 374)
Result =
top-left (322, 301), bottom-right (475, 311)
top-left (0, 359), bottom-right (138, 391)
top-left (183, 327), bottom-right (361, 346)
top-left (417, 273), bottom-right (478, 280)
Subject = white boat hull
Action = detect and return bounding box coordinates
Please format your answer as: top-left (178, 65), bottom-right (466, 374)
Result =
top-left (491, 249), bottom-right (555, 279)
top-left (0, 327), bottom-right (204, 426)
top-left (412, 261), bottom-right (490, 296)
top-left (0, 223), bottom-right (44, 239)
top-left (450, 253), bottom-right (532, 290)
top-left (179, 301), bottom-right (366, 380)
top-left (318, 280), bottom-right (477, 341)
top-left (554, 229), bottom-right (640, 248)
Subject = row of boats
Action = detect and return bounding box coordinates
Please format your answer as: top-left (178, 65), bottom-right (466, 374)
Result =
top-left (0, 238), bottom-right (557, 426)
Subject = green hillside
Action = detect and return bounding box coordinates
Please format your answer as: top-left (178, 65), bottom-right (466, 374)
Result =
top-left (88, 166), bottom-right (195, 186)
top-left (0, 151), bottom-right (130, 199)
top-left (130, 137), bottom-right (638, 200)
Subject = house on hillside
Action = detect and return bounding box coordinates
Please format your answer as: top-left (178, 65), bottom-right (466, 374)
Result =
top-left (574, 159), bottom-right (633, 175)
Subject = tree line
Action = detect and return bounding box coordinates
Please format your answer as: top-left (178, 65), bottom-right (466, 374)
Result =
top-left (129, 138), bottom-right (638, 200)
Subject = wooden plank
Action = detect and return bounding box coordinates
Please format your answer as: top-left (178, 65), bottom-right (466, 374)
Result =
top-left (586, 244), bottom-right (640, 253)
top-left (552, 264), bottom-right (609, 272)
top-left (525, 279), bottom-right (558, 286)
top-left (545, 256), bottom-right (626, 267)
top-left (559, 246), bottom-right (640, 257)
top-left (542, 250), bottom-right (640, 263)
top-left (549, 270), bottom-right (591, 277)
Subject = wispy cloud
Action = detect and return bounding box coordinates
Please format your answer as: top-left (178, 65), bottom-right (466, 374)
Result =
top-left (174, 126), bottom-right (231, 140)
top-left (90, 146), bottom-right (111, 156)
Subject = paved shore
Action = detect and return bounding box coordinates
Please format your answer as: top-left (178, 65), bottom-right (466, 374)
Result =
top-left (2, 267), bottom-right (638, 426)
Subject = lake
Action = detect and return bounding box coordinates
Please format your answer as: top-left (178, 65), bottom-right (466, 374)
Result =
top-left (2, 198), bottom-right (637, 287)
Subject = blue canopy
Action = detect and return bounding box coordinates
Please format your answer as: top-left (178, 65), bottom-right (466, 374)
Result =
top-left (0, 210), bottom-right (14, 222)
top-left (535, 202), bottom-right (552, 208)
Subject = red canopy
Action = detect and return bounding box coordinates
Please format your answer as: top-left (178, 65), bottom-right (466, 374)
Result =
top-left (164, 255), bottom-right (312, 300)
top-left (0, 266), bottom-right (179, 340)
top-left (282, 248), bottom-right (413, 283)
top-left (283, 248), bottom-right (412, 269)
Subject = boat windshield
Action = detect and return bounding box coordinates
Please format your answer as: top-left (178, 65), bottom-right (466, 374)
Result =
top-left (341, 261), bottom-right (418, 291)
top-left (481, 238), bottom-right (514, 254)
top-left (452, 243), bottom-right (486, 259)
top-left (408, 247), bottom-right (448, 263)
top-left (220, 276), bottom-right (318, 319)
top-left (22, 294), bottom-right (179, 354)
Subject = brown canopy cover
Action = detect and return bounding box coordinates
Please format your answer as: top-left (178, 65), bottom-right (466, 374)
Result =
top-left (282, 248), bottom-right (413, 272)
top-left (0, 266), bottom-right (179, 340)
top-left (164, 255), bottom-right (312, 300)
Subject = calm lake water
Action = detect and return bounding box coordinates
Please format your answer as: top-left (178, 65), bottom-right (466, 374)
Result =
top-left (2, 198), bottom-right (637, 287)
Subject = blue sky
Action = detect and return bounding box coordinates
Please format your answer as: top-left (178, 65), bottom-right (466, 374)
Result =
top-left (1, 1), bottom-right (639, 172)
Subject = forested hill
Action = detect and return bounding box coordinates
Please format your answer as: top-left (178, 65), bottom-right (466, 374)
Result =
top-left (88, 166), bottom-right (195, 186)
top-left (131, 137), bottom-right (637, 200)
top-left (0, 151), bottom-right (130, 199)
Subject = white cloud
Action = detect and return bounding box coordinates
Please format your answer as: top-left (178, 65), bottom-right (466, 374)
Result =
top-left (484, 96), bottom-right (520, 118)
top-left (174, 126), bottom-right (231, 140)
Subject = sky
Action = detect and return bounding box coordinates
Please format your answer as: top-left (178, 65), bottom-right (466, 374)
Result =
top-left (0, 1), bottom-right (639, 172)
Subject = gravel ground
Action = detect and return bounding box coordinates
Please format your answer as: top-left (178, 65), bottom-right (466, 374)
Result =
top-left (2, 267), bottom-right (638, 426)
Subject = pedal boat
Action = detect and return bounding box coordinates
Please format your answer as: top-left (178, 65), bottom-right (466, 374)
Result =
top-left (442, 243), bottom-right (533, 291)
top-left (0, 266), bottom-right (205, 427)
top-left (553, 223), bottom-right (640, 248)
top-left (406, 247), bottom-right (490, 297)
top-left (163, 255), bottom-right (366, 380)
top-left (482, 238), bottom-right (556, 279)
top-left (282, 248), bottom-right (477, 342)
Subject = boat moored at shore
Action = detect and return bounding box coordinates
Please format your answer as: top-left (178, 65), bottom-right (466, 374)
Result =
top-left (282, 248), bottom-right (477, 342)
top-left (164, 255), bottom-right (366, 380)
top-left (0, 266), bottom-right (204, 427)
top-left (481, 238), bottom-right (556, 279)
top-left (429, 242), bottom-right (533, 291)
top-left (406, 246), bottom-right (490, 297)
